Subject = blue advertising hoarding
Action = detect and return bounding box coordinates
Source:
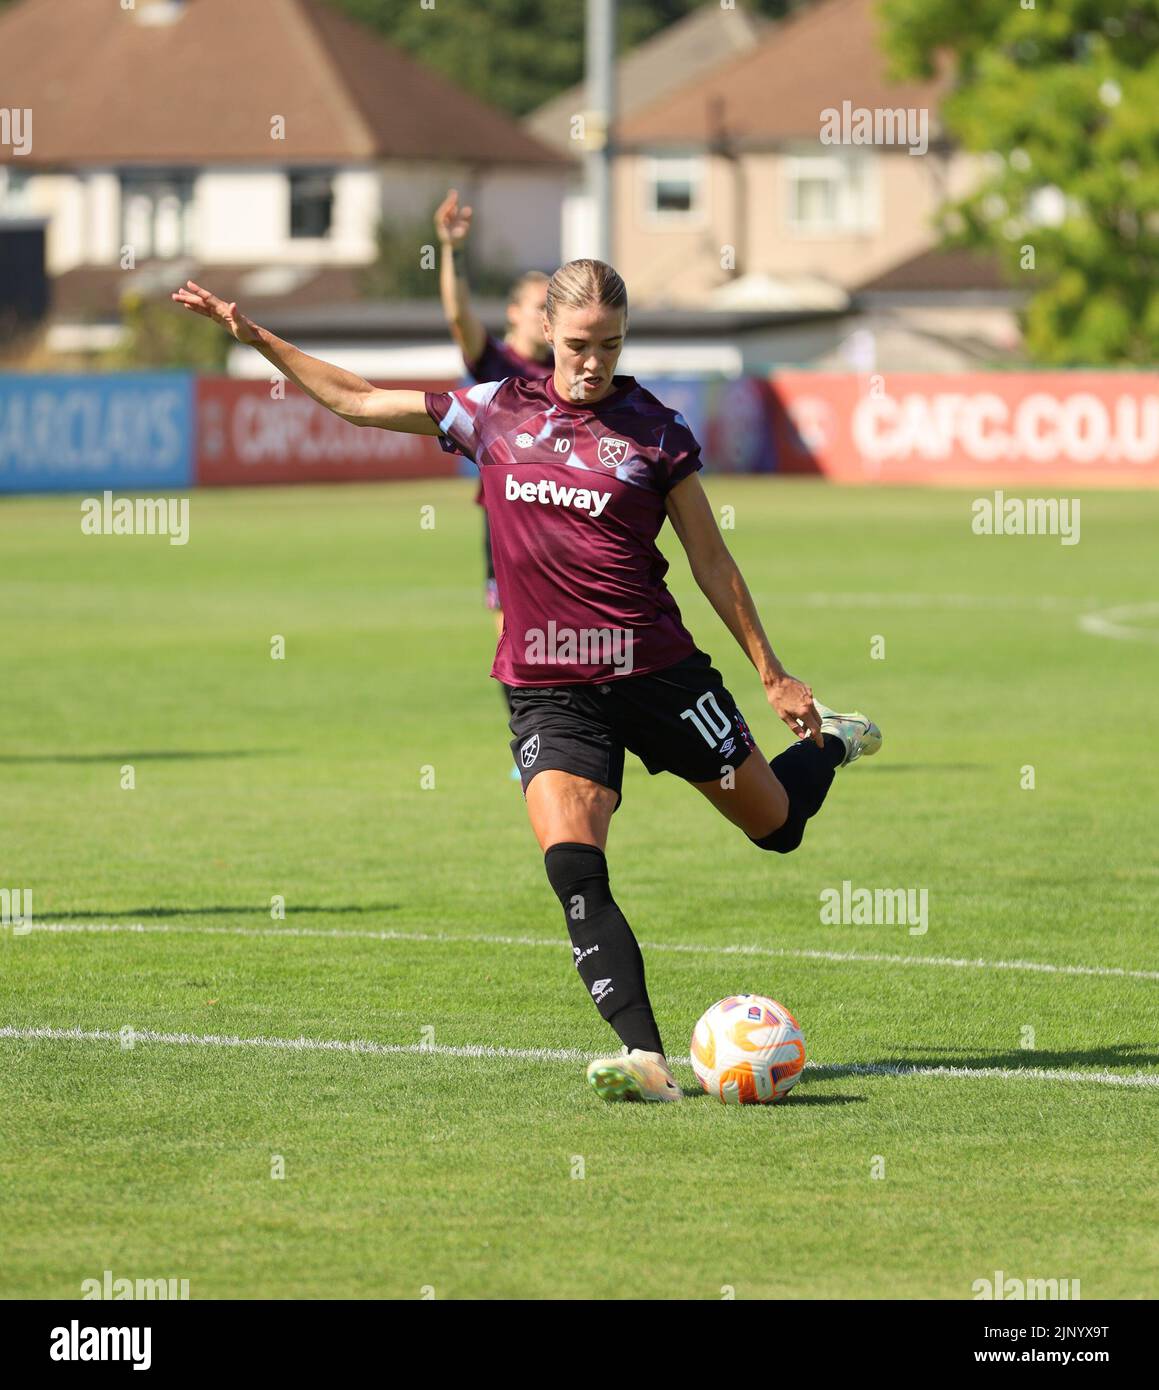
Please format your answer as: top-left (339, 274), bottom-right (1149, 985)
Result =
top-left (633, 375), bottom-right (709, 450)
top-left (0, 372), bottom-right (194, 493)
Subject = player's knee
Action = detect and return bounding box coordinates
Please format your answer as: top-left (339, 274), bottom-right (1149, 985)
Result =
top-left (747, 820), bottom-right (804, 854)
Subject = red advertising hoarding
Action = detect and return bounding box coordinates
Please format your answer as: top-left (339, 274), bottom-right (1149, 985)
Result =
top-left (196, 378), bottom-right (460, 486)
top-left (768, 373), bottom-right (1159, 486)
top-left (193, 372), bottom-right (1159, 489)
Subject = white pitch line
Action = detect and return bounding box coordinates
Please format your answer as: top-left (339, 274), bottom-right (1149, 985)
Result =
top-left (1, 1026), bottom-right (1155, 1090)
top-left (1077, 601), bottom-right (1159, 644)
top-left (0, 1026), bottom-right (583, 1064)
top-left (788, 591), bottom-right (1159, 644)
top-left (794, 592), bottom-right (1087, 612)
top-left (24, 921), bottom-right (1159, 983)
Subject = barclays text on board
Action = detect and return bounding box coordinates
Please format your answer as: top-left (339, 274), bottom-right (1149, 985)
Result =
top-left (0, 374), bottom-right (193, 492)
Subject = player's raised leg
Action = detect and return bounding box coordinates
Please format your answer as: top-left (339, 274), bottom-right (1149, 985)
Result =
top-left (691, 703), bottom-right (882, 851)
top-left (661, 470), bottom-right (882, 850)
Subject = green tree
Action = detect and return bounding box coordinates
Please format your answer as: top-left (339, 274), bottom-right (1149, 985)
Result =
top-left (330, 1), bottom-right (796, 119)
top-left (103, 291), bottom-right (230, 371)
top-left (357, 214), bottom-right (517, 300)
top-left (358, 218), bottom-right (443, 299)
top-left (880, 0), bottom-right (1159, 365)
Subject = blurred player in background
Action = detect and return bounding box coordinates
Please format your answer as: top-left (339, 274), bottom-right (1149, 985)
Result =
top-left (172, 262), bottom-right (881, 1108)
top-left (434, 189), bottom-right (552, 695)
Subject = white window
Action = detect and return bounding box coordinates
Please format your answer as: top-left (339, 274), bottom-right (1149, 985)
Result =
top-left (642, 156), bottom-right (705, 224)
top-left (0, 166), bottom-right (31, 213)
top-left (120, 169), bottom-right (195, 259)
top-left (784, 153), bottom-right (877, 236)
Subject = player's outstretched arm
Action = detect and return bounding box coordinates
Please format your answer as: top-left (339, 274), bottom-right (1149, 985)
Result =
top-left (434, 189), bottom-right (486, 365)
top-left (170, 280), bottom-right (439, 434)
top-left (665, 473), bottom-right (823, 746)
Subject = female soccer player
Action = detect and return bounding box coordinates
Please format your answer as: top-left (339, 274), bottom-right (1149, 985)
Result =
top-left (434, 189), bottom-right (552, 651)
top-left (172, 260), bottom-right (881, 1105)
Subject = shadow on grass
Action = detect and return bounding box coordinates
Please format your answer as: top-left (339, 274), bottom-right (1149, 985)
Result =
top-left (47, 904), bottom-right (400, 919)
top-left (861, 763), bottom-right (985, 773)
top-left (0, 749), bottom-right (294, 764)
top-left (780, 1092), bottom-right (866, 1105)
top-left (810, 1042), bottom-right (1158, 1076)
top-left (676, 1087), bottom-right (865, 1106)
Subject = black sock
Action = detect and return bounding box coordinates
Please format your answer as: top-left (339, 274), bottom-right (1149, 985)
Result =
top-left (544, 841), bottom-right (664, 1056)
top-left (751, 734), bottom-right (844, 853)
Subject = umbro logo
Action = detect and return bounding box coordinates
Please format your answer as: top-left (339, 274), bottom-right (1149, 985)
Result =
top-left (513, 431), bottom-right (573, 453)
top-left (591, 978), bottom-right (614, 1003)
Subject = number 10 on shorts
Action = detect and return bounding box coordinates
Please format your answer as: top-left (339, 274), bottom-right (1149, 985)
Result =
top-left (680, 691), bottom-right (731, 747)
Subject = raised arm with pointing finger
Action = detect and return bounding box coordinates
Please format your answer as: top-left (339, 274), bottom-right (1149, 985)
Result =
top-left (170, 280), bottom-right (440, 435)
top-left (434, 189), bottom-right (487, 367)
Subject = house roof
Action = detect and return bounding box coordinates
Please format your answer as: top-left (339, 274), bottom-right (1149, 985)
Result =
top-left (0, 0), bottom-right (564, 168)
top-left (50, 261), bottom-right (372, 321)
top-left (855, 246), bottom-right (1017, 296)
top-left (618, 0), bottom-right (951, 149)
top-left (523, 2), bottom-right (770, 156)
top-left (49, 259), bottom-right (848, 337)
top-left (261, 300), bottom-right (848, 343)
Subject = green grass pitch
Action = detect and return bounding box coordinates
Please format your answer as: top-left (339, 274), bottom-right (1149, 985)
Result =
top-left (2, 477), bottom-right (1157, 1300)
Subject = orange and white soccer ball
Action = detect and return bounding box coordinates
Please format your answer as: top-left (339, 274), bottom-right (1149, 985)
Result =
top-left (690, 994), bottom-right (806, 1104)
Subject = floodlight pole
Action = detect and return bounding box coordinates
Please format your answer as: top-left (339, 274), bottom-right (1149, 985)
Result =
top-left (585, 0), bottom-right (616, 263)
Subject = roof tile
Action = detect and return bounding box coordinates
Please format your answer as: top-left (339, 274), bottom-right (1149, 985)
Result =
top-left (0, 0), bottom-right (564, 166)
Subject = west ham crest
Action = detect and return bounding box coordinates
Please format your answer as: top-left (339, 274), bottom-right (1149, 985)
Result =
top-left (597, 437), bottom-right (629, 468)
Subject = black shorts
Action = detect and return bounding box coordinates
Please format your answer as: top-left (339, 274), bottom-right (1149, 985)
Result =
top-left (507, 649), bottom-right (758, 812)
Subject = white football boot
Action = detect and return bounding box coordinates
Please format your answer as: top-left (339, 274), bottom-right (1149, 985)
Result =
top-left (586, 1047), bottom-right (683, 1103)
top-left (814, 701), bottom-right (882, 766)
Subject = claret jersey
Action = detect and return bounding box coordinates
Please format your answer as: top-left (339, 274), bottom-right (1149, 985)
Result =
top-left (464, 333), bottom-right (553, 508)
top-left (466, 332), bottom-right (553, 387)
top-left (425, 373), bottom-right (704, 686)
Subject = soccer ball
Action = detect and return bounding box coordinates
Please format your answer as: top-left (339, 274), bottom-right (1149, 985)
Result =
top-left (690, 994), bottom-right (806, 1105)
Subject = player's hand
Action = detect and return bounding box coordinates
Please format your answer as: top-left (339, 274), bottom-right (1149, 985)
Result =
top-left (170, 280), bottom-right (260, 344)
top-left (435, 188), bottom-right (473, 247)
top-left (765, 673), bottom-right (824, 748)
